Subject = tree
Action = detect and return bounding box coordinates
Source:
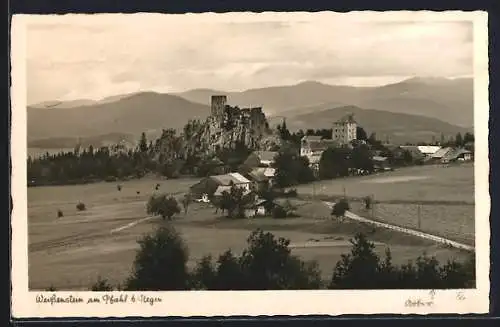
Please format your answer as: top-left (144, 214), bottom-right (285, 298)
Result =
top-left (147, 194), bottom-right (181, 220)
top-left (277, 119), bottom-right (291, 141)
top-left (239, 229), bottom-right (322, 289)
top-left (455, 133), bottom-right (463, 147)
top-left (91, 277), bottom-right (114, 291)
top-left (219, 185), bottom-right (254, 219)
top-left (331, 198), bottom-right (350, 219)
top-left (330, 233), bottom-right (382, 289)
top-left (463, 132), bottom-right (474, 146)
top-left (76, 202), bottom-right (86, 211)
top-left (356, 126), bottom-right (368, 141)
top-left (190, 255), bottom-right (217, 290)
top-left (319, 147), bottom-right (350, 179)
top-left (125, 226), bottom-right (189, 290)
top-left (181, 193), bottom-right (191, 215)
top-left (350, 144), bottom-right (374, 173)
top-left (139, 132), bottom-right (148, 153)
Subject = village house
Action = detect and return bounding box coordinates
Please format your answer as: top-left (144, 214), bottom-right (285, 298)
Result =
top-left (429, 147), bottom-right (473, 163)
top-left (189, 172), bottom-right (251, 198)
top-left (300, 135), bottom-right (338, 165)
top-left (417, 145), bottom-right (442, 158)
top-left (243, 151), bottom-right (278, 168)
top-left (431, 147), bottom-right (454, 162)
top-left (247, 167), bottom-right (276, 192)
top-left (442, 148), bottom-right (473, 163)
top-left (372, 156), bottom-right (391, 172)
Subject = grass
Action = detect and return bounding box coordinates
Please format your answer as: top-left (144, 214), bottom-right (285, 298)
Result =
top-left (296, 163), bottom-right (474, 203)
top-left (350, 201), bottom-right (474, 246)
top-left (28, 165), bottom-right (475, 290)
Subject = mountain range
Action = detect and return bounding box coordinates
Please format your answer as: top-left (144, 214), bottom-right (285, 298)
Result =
top-left (27, 77), bottom-right (473, 148)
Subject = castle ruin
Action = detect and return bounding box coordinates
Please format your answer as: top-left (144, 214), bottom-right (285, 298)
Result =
top-left (211, 95), bottom-right (227, 117)
top-left (206, 95), bottom-right (271, 151)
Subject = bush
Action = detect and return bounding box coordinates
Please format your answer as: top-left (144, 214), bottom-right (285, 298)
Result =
top-left (147, 194), bottom-right (181, 220)
top-left (125, 226), bottom-right (189, 291)
top-left (57, 209), bottom-right (64, 218)
top-left (45, 285), bottom-right (57, 291)
top-left (329, 233), bottom-right (475, 289)
top-left (76, 202), bottom-right (86, 211)
top-left (239, 229), bottom-right (322, 289)
top-left (91, 277), bottom-right (114, 291)
top-left (331, 198), bottom-right (349, 218)
top-left (272, 206), bottom-right (288, 219)
top-left (190, 229), bottom-right (322, 290)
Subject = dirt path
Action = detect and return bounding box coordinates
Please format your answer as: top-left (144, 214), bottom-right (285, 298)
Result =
top-left (323, 202), bottom-right (474, 251)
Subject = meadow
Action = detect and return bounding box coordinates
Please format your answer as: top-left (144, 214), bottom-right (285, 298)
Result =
top-left (27, 165), bottom-right (474, 290)
top-left (296, 163), bottom-right (474, 203)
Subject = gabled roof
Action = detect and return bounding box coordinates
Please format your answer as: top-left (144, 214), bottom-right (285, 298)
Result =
top-left (213, 185), bottom-right (252, 196)
top-left (307, 139), bottom-right (338, 152)
top-left (248, 167), bottom-right (276, 182)
top-left (432, 147), bottom-right (453, 159)
top-left (372, 156), bottom-right (388, 162)
top-left (301, 135), bottom-right (323, 142)
top-left (443, 148), bottom-right (472, 161)
top-left (417, 146), bottom-right (441, 155)
top-left (253, 151), bottom-right (278, 162)
top-left (210, 172), bottom-right (250, 185)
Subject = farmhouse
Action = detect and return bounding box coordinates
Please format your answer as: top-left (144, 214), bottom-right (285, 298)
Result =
top-left (431, 147), bottom-right (454, 161)
top-left (417, 145), bottom-right (442, 158)
top-left (243, 151), bottom-right (278, 168)
top-left (442, 148), bottom-right (473, 163)
top-left (247, 167), bottom-right (276, 192)
top-left (189, 172), bottom-right (251, 198)
top-left (300, 136), bottom-right (338, 162)
top-left (372, 156), bottom-right (391, 172)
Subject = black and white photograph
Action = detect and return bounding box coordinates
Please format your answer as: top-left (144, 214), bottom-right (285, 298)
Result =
top-left (11, 11), bottom-right (490, 317)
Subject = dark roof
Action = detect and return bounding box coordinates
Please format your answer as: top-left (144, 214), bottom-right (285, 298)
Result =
top-left (336, 114), bottom-right (357, 124)
top-left (308, 139), bottom-right (338, 152)
top-left (253, 151), bottom-right (278, 162)
top-left (248, 170), bottom-right (269, 182)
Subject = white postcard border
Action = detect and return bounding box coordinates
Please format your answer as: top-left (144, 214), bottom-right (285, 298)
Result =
top-left (11, 11), bottom-right (490, 318)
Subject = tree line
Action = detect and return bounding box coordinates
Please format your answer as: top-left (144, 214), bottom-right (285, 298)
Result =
top-left (80, 227), bottom-right (474, 291)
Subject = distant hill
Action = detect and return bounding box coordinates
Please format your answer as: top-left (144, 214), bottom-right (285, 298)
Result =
top-left (272, 104), bottom-right (472, 145)
top-left (176, 77), bottom-right (473, 128)
top-left (27, 77), bottom-right (473, 148)
top-left (28, 92), bottom-right (211, 143)
top-left (27, 132), bottom-right (137, 149)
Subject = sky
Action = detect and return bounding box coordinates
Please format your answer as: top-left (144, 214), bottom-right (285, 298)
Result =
top-left (24, 12), bottom-right (473, 105)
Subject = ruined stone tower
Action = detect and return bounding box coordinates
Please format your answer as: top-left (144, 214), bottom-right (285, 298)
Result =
top-left (211, 95), bottom-right (227, 118)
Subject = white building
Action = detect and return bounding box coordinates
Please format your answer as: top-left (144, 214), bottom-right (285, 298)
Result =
top-left (332, 114), bottom-right (357, 145)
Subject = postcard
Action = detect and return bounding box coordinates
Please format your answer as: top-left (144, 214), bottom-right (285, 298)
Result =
top-left (11, 10), bottom-right (490, 318)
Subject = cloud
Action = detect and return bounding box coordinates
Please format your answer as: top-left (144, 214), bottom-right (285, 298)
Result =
top-left (24, 13), bottom-right (473, 104)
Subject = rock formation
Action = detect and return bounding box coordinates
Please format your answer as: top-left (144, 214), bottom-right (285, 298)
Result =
top-left (155, 95), bottom-right (281, 162)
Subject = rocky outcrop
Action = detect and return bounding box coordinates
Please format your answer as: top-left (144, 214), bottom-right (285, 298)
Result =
top-left (156, 104), bottom-right (281, 162)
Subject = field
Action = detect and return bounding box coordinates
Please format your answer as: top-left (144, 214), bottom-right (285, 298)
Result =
top-left (28, 164), bottom-right (474, 290)
top-left (296, 163), bottom-right (474, 203)
top-left (297, 163), bottom-right (475, 246)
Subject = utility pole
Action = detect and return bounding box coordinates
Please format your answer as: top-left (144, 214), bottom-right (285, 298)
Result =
top-left (371, 194), bottom-right (375, 219)
top-left (417, 203), bottom-right (421, 229)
